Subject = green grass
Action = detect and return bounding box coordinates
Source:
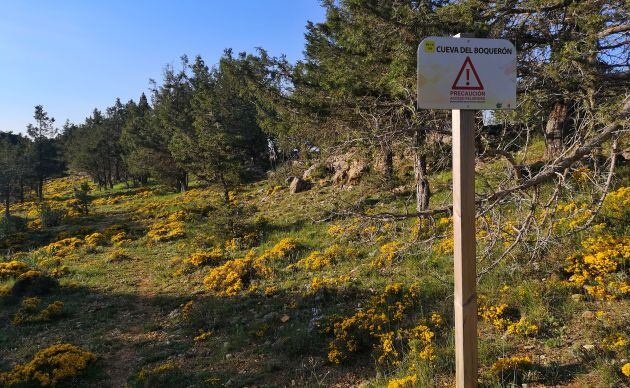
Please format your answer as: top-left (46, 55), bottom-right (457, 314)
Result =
top-left (1, 145), bottom-right (628, 386)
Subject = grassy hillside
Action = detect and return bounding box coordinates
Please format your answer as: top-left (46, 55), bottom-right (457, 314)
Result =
top-left (1, 150), bottom-right (629, 387)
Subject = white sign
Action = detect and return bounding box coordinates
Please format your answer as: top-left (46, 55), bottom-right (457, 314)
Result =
top-left (417, 36), bottom-right (516, 110)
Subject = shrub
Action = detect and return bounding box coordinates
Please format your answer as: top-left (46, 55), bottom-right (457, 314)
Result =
top-left (0, 343), bottom-right (96, 386)
top-left (564, 234), bottom-right (630, 300)
top-left (203, 252), bottom-right (257, 296)
top-left (11, 271), bottom-right (58, 297)
top-left (372, 241), bottom-right (404, 268)
top-left (292, 244), bottom-right (358, 270)
top-left (322, 283), bottom-right (436, 365)
top-left (184, 247), bottom-right (224, 267)
top-left (147, 220), bottom-right (185, 242)
top-left (12, 299), bottom-right (65, 325)
top-left (42, 238), bottom-right (83, 257)
top-left (0, 260), bottom-right (29, 279)
top-left (84, 232), bottom-right (105, 247)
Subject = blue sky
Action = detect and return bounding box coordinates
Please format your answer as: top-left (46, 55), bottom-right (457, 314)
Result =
top-left (0, 1), bottom-right (325, 134)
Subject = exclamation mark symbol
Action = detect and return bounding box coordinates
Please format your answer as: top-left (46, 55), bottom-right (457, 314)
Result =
top-left (466, 68), bottom-right (470, 86)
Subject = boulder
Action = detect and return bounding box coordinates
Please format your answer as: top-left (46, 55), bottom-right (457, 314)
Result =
top-left (326, 153), bottom-right (368, 186)
top-left (332, 170), bottom-right (347, 185)
top-left (302, 163), bottom-right (328, 181)
top-left (347, 160), bottom-right (368, 183)
top-left (289, 177), bottom-right (311, 194)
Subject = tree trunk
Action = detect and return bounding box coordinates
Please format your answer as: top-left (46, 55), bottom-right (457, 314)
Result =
top-left (544, 101), bottom-right (571, 159)
top-left (4, 194), bottom-right (10, 219)
top-left (380, 144), bottom-right (394, 178)
top-left (178, 173), bottom-right (188, 193)
top-left (219, 173), bottom-right (230, 205)
top-left (413, 129), bottom-right (431, 212)
top-left (37, 178), bottom-right (43, 200)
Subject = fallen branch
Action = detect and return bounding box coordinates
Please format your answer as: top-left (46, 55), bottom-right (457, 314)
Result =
top-left (346, 97), bottom-right (629, 220)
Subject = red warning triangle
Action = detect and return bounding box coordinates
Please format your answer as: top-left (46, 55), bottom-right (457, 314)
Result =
top-left (452, 56), bottom-right (484, 90)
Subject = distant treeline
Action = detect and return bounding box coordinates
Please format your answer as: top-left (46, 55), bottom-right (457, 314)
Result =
top-left (1, 1), bottom-right (627, 215)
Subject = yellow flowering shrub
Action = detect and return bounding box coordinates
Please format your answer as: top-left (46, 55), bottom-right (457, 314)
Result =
top-left (490, 355), bottom-right (532, 375)
top-left (147, 220), bottom-right (185, 242)
top-left (184, 247), bottom-right (224, 267)
top-left (0, 260), bottom-right (29, 279)
top-left (308, 275), bottom-right (351, 294)
top-left (293, 244), bottom-right (358, 270)
top-left (555, 202), bottom-right (592, 230)
top-left (203, 252), bottom-right (257, 296)
top-left (602, 333), bottom-right (628, 351)
top-left (407, 324), bottom-right (436, 362)
top-left (478, 297), bottom-right (537, 336)
top-left (506, 317), bottom-right (539, 336)
top-left (434, 238), bottom-right (454, 254)
top-left (478, 301), bottom-right (510, 330)
top-left (180, 300), bottom-right (194, 317)
top-left (261, 238), bottom-right (299, 260)
top-left (84, 232), bottom-right (105, 247)
top-left (110, 231), bottom-right (130, 245)
top-left (252, 238), bottom-right (300, 276)
top-left (42, 238), bottom-right (83, 257)
top-left (411, 216), bottom-right (451, 240)
top-left (622, 362), bottom-right (630, 377)
top-left (430, 312), bottom-right (442, 327)
top-left (134, 361), bottom-right (176, 383)
top-left (602, 186), bottom-right (630, 218)
top-left (194, 330), bottom-right (213, 342)
top-left (372, 241), bottom-right (404, 268)
top-left (323, 283), bottom-right (429, 365)
top-left (12, 299), bottom-right (64, 325)
top-left (564, 234), bottom-right (630, 300)
top-left (387, 374), bottom-right (417, 388)
top-left (15, 271), bottom-right (41, 283)
top-left (0, 344), bottom-right (96, 386)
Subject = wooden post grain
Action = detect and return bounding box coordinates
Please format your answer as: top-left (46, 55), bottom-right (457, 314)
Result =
top-left (452, 107), bottom-right (477, 387)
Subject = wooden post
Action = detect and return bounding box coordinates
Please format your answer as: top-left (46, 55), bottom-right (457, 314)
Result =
top-left (452, 32), bottom-right (478, 388)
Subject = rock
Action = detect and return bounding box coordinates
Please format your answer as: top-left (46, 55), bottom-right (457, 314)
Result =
top-left (289, 177), bottom-right (311, 194)
top-left (582, 344), bottom-right (595, 351)
top-left (332, 169), bottom-right (347, 185)
top-left (581, 310), bottom-right (595, 319)
top-left (280, 314), bottom-right (290, 323)
top-left (571, 293), bottom-right (584, 302)
top-left (302, 163), bottom-right (327, 181)
top-left (263, 311), bottom-right (279, 322)
top-left (347, 160), bottom-right (368, 183)
top-left (392, 185), bottom-right (408, 195)
top-left (11, 272), bottom-right (58, 297)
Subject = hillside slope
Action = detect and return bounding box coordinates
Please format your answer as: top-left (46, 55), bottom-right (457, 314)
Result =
top-left (0, 164), bottom-right (628, 387)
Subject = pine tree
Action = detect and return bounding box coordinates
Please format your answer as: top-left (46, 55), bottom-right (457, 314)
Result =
top-left (26, 105), bottom-right (61, 199)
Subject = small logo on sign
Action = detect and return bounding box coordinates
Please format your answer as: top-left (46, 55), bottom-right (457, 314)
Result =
top-left (424, 40), bottom-right (435, 53)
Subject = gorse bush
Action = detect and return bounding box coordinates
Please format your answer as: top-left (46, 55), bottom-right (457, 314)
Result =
top-left (322, 283), bottom-right (440, 366)
top-left (0, 343), bottom-right (96, 386)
